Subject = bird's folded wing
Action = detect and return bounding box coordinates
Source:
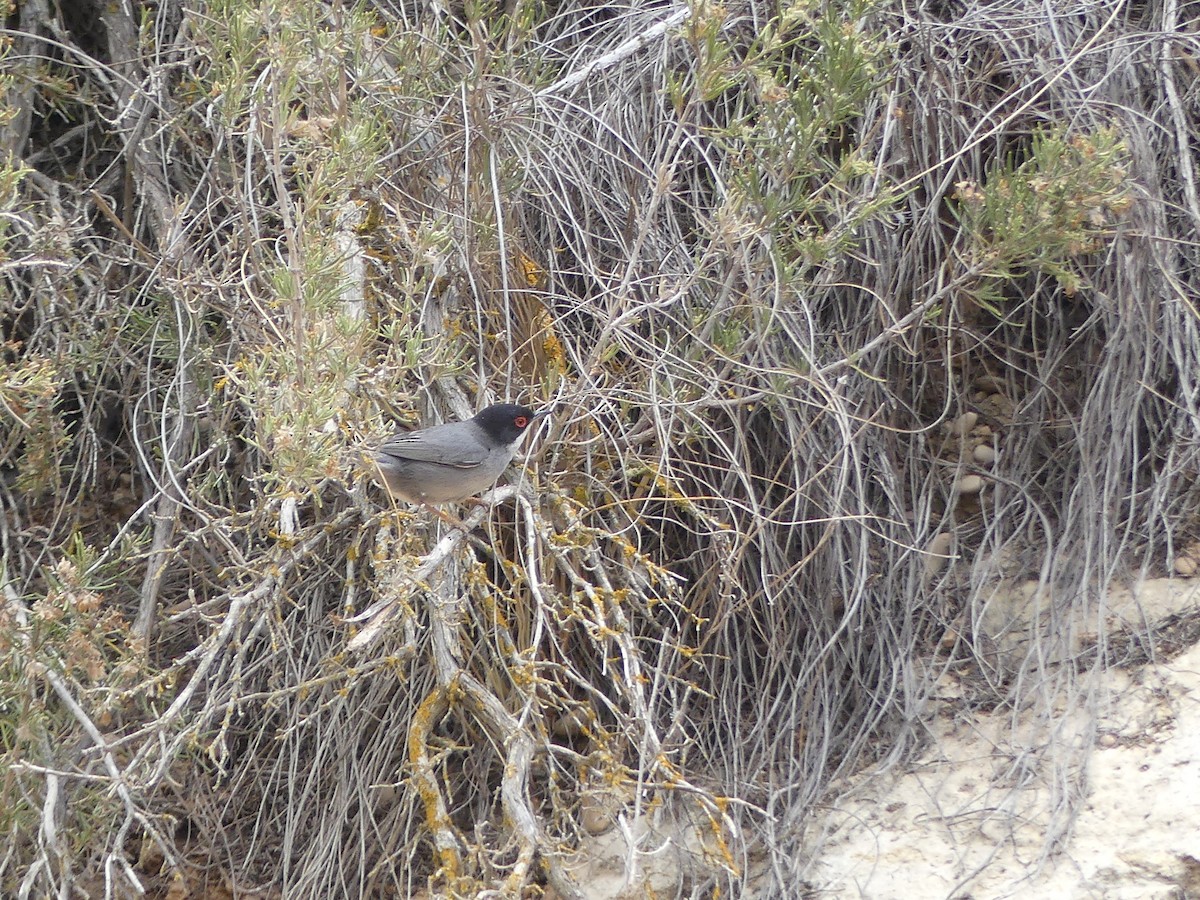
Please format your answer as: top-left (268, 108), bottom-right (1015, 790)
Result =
top-left (375, 431), bottom-right (486, 468)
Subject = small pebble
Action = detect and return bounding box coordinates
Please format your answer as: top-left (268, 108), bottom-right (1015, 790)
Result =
top-left (1174, 556), bottom-right (1197, 577)
top-left (551, 710), bottom-right (588, 740)
top-left (974, 374), bottom-right (1007, 393)
top-left (949, 412), bottom-right (978, 437)
top-left (580, 796), bottom-right (614, 835)
top-left (957, 475), bottom-right (985, 495)
top-left (924, 532), bottom-right (955, 576)
top-left (972, 444), bottom-right (997, 466)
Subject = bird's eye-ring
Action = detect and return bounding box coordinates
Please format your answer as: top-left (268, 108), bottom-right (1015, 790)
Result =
top-left (515, 416), bottom-right (529, 428)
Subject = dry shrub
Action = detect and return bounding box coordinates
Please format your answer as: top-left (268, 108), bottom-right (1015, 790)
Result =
top-left (1, 0), bottom-right (1198, 896)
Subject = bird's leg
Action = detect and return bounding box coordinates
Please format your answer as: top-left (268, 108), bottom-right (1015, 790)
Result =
top-left (422, 503), bottom-right (472, 532)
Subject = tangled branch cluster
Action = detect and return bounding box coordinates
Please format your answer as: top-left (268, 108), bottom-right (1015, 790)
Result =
top-left (2, 0), bottom-right (1198, 896)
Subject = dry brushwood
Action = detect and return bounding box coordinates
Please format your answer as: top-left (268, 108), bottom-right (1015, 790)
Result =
top-left (2, 0), bottom-right (1200, 897)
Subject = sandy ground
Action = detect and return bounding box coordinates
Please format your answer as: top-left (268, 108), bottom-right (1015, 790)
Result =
top-left (566, 578), bottom-right (1200, 899)
top-left (811, 579), bottom-right (1200, 900)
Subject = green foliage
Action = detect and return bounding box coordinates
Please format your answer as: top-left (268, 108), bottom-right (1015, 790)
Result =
top-left (232, 315), bottom-right (367, 496)
top-left (683, 0), bottom-right (894, 269)
top-left (0, 622), bottom-right (36, 864)
top-left (32, 540), bottom-right (141, 685)
top-left (953, 126), bottom-right (1133, 305)
top-left (0, 538), bottom-right (142, 872)
top-left (0, 157), bottom-right (29, 261)
top-left (0, 350), bottom-right (67, 494)
top-left (191, 0), bottom-right (406, 495)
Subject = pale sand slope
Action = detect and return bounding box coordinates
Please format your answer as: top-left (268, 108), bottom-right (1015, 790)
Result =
top-left (811, 578), bottom-right (1200, 900)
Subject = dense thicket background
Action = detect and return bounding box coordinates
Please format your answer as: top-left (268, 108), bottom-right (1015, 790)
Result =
top-left (2, 0), bottom-right (1199, 896)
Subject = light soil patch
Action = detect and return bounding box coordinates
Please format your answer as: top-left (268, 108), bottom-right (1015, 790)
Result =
top-left (810, 578), bottom-right (1200, 900)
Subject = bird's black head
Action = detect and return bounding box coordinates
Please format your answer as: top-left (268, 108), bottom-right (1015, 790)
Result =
top-left (472, 403), bottom-right (547, 446)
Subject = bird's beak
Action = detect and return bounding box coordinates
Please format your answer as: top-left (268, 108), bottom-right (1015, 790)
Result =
top-left (532, 406), bottom-right (556, 420)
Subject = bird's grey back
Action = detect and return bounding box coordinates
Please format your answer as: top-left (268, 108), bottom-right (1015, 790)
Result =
top-left (375, 420), bottom-right (488, 469)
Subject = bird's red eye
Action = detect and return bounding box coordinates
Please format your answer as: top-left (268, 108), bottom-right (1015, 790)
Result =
top-left (515, 416), bottom-right (529, 428)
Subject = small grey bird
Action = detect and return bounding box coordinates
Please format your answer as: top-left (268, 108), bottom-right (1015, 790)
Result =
top-left (371, 403), bottom-right (550, 504)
